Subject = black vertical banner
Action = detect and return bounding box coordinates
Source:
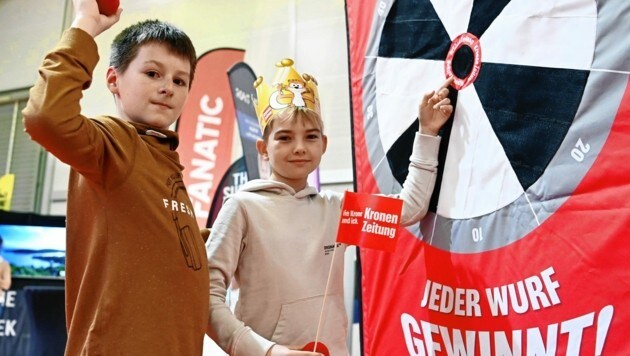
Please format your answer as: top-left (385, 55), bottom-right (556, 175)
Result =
top-left (206, 157), bottom-right (248, 228)
top-left (0, 290), bottom-right (29, 355)
top-left (227, 62), bottom-right (265, 180)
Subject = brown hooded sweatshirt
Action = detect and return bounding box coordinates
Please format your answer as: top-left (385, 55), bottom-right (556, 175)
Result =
top-left (22, 28), bottom-right (208, 355)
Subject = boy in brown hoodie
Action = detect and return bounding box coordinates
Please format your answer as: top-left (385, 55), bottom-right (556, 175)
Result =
top-left (22, 0), bottom-right (208, 354)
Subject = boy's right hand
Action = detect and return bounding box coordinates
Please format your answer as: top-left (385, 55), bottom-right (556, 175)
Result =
top-left (266, 344), bottom-right (323, 356)
top-left (71, 0), bottom-right (121, 38)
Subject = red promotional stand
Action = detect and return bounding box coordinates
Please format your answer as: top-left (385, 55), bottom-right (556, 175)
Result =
top-left (345, 0), bottom-right (630, 354)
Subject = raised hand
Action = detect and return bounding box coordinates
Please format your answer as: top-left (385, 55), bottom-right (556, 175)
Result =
top-left (71, 0), bottom-right (122, 38)
top-left (419, 77), bottom-right (455, 136)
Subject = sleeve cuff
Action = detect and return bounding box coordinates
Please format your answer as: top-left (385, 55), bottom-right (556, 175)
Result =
top-left (411, 132), bottom-right (441, 165)
top-left (231, 327), bottom-right (276, 356)
top-left (59, 27), bottom-right (100, 75)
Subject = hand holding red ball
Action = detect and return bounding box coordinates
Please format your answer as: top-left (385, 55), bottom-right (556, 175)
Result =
top-left (96, 0), bottom-right (119, 16)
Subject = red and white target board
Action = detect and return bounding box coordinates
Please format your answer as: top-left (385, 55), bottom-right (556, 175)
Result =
top-left (346, 0), bottom-right (630, 354)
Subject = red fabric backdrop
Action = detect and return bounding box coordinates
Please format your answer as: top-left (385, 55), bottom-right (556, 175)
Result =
top-left (346, 1), bottom-right (630, 354)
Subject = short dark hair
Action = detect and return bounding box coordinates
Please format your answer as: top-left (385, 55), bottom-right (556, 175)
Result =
top-left (110, 19), bottom-right (197, 84)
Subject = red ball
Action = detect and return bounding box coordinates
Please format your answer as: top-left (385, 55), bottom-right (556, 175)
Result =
top-left (300, 341), bottom-right (330, 356)
top-left (96, 0), bottom-right (119, 16)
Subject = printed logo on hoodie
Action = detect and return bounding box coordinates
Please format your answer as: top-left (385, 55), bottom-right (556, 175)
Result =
top-left (164, 173), bottom-right (203, 270)
top-left (323, 243), bottom-right (342, 256)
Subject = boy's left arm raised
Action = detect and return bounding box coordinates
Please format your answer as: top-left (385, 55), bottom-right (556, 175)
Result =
top-left (22, 0), bottom-right (121, 175)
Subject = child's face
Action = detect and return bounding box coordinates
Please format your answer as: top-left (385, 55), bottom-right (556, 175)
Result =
top-left (257, 116), bottom-right (327, 192)
top-left (106, 42), bottom-right (191, 129)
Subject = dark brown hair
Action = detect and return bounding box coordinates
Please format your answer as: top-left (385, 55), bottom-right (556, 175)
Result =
top-left (110, 19), bottom-right (197, 85)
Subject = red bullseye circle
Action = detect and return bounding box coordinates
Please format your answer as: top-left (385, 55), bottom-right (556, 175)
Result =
top-left (444, 33), bottom-right (482, 90)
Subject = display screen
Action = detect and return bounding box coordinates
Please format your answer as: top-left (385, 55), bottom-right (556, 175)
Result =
top-left (0, 212), bottom-right (66, 279)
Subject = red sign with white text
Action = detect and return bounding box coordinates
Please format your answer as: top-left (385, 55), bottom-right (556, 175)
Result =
top-left (177, 48), bottom-right (244, 228)
top-left (336, 191), bottom-right (403, 253)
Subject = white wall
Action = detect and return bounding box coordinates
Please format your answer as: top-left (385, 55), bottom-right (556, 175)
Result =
top-left (0, 0), bottom-right (67, 92)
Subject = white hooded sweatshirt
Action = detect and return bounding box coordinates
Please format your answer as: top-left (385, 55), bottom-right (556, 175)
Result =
top-left (206, 132), bottom-right (440, 355)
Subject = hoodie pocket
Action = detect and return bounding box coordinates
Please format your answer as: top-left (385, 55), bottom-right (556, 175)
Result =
top-left (271, 294), bottom-right (348, 353)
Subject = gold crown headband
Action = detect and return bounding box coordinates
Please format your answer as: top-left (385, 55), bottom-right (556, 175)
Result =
top-left (254, 58), bottom-right (320, 133)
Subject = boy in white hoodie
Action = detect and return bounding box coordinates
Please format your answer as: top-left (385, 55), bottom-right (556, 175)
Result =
top-left (206, 58), bottom-right (453, 356)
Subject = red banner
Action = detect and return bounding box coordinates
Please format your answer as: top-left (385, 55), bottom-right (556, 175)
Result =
top-left (177, 48), bottom-right (244, 227)
top-left (336, 191), bottom-right (402, 253)
top-left (346, 1), bottom-right (630, 355)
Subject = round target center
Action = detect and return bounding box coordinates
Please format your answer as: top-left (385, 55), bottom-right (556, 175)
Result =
top-left (444, 33), bottom-right (482, 90)
top-left (452, 46), bottom-right (474, 78)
